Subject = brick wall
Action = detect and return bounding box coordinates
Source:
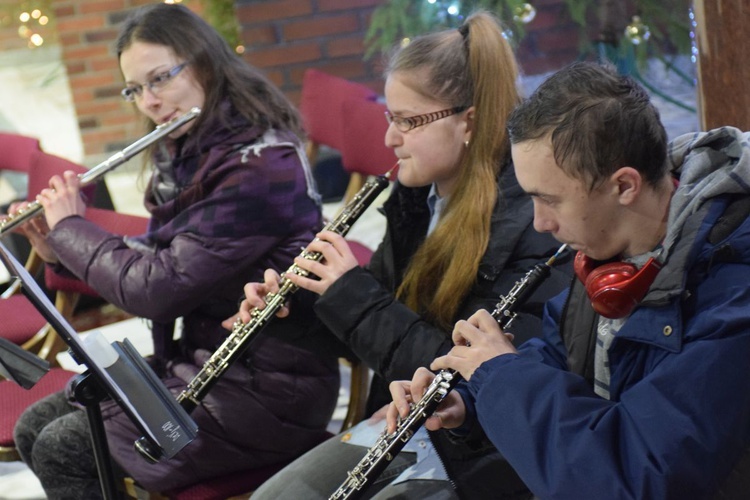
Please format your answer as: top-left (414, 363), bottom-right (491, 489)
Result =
top-left (4, 0), bottom-right (582, 162)
top-left (51, 0), bottom-right (180, 161)
top-left (237, 0), bottom-right (386, 103)
top-left (516, 0), bottom-right (585, 75)
top-left (237, 0), bottom-right (582, 104)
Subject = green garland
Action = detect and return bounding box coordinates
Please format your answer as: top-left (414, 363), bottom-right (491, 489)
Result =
top-left (365, 0), bottom-right (692, 61)
top-left (199, 0), bottom-right (240, 50)
top-left (365, 0), bottom-right (531, 57)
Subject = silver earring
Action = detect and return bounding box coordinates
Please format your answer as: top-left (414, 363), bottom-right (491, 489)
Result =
top-left (464, 140), bottom-right (469, 148)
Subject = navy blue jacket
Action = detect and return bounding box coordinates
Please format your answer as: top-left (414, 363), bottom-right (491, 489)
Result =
top-left (461, 128), bottom-right (750, 499)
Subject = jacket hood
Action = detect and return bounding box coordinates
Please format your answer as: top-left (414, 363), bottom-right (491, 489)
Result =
top-left (647, 127), bottom-right (750, 304)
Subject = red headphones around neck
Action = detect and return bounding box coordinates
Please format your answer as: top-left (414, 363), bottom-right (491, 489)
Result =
top-left (574, 251), bottom-right (663, 319)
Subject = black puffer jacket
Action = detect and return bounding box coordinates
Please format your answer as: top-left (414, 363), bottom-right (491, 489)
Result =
top-left (312, 163), bottom-right (574, 498)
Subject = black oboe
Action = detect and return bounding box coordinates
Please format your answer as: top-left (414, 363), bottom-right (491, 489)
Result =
top-left (330, 244), bottom-right (568, 500)
top-left (134, 165), bottom-right (398, 463)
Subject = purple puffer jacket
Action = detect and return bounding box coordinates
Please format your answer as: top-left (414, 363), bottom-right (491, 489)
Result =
top-left (46, 112), bottom-right (339, 491)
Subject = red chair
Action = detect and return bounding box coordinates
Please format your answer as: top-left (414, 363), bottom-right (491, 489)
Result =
top-left (299, 69), bottom-right (378, 164)
top-left (0, 133), bottom-right (56, 361)
top-left (0, 139), bottom-right (87, 461)
top-left (0, 148), bottom-right (147, 462)
top-left (340, 98), bottom-right (398, 204)
top-left (0, 132), bottom-right (42, 173)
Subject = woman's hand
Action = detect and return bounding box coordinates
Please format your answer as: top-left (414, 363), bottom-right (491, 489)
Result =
top-left (6, 201), bottom-right (58, 264)
top-left (221, 269), bottom-right (289, 330)
top-left (37, 171), bottom-right (86, 229)
top-left (283, 231), bottom-right (358, 296)
top-left (385, 367), bottom-right (466, 434)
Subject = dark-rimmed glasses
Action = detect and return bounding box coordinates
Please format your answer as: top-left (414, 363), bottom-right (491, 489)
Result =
top-left (121, 62), bottom-right (189, 102)
top-left (384, 106), bottom-right (467, 133)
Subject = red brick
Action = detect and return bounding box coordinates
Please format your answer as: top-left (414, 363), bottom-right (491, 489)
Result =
top-left (63, 44), bottom-right (110, 61)
top-left (57, 14), bottom-right (106, 32)
top-left (69, 72), bottom-right (117, 88)
top-left (72, 87), bottom-right (95, 102)
top-left (53, 4), bottom-right (76, 18)
top-left (243, 24), bottom-right (278, 47)
top-left (262, 69), bottom-right (285, 87)
top-left (533, 25), bottom-right (581, 54)
top-left (246, 43), bottom-right (322, 68)
top-left (76, 100), bottom-right (123, 117)
top-left (59, 32), bottom-right (81, 46)
top-left (65, 61), bottom-right (87, 75)
top-left (326, 34), bottom-right (366, 57)
top-left (91, 57), bottom-right (121, 72)
top-left (79, 117), bottom-right (99, 130)
top-left (285, 89), bottom-right (301, 107)
top-left (80, 0), bottom-right (127, 14)
top-left (528, 6), bottom-right (574, 30)
top-left (282, 14), bottom-right (360, 41)
top-left (318, 0), bottom-right (383, 12)
top-left (82, 128), bottom-right (133, 146)
top-left (288, 67), bottom-right (308, 86)
top-left (236, 0), bottom-right (313, 24)
top-left (84, 27), bottom-right (120, 44)
top-left (101, 113), bottom-right (138, 127)
top-left (94, 85), bottom-right (125, 99)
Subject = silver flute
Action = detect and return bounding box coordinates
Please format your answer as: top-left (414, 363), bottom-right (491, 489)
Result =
top-left (134, 163), bottom-right (399, 464)
top-left (330, 244), bottom-right (568, 500)
top-left (0, 107), bottom-right (201, 237)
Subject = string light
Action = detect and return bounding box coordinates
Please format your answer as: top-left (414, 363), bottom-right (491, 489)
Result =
top-left (513, 3), bottom-right (536, 24)
top-left (17, 5), bottom-right (49, 48)
top-left (624, 15), bottom-right (651, 45)
top-left (688, 8), bottom-right (698, 65)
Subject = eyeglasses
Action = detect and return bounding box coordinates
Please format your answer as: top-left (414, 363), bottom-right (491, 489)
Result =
top-left (120, 62), bottom-right (189, 102)
top-left (384, 106), bottom-right (467, 133)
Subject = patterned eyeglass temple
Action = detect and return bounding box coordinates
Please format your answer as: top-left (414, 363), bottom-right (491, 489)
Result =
top-left (384, 106), bottom-right (467, 132)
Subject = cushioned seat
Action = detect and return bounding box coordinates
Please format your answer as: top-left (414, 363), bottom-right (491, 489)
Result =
top-left (1, 295), bottom-right (48, 346)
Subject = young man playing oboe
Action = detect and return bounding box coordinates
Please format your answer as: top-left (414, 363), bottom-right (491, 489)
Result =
top-left (388, 62), bottom-right (750, 499)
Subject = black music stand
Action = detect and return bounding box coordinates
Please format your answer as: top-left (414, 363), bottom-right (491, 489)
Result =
top-left (0, 241), bottom-right (197, 500)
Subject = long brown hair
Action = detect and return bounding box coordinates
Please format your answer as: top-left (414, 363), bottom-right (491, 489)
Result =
top-left (116, 3), bottom-right (303, 140)
top-left (389, 11), bottom-right (521, 329)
